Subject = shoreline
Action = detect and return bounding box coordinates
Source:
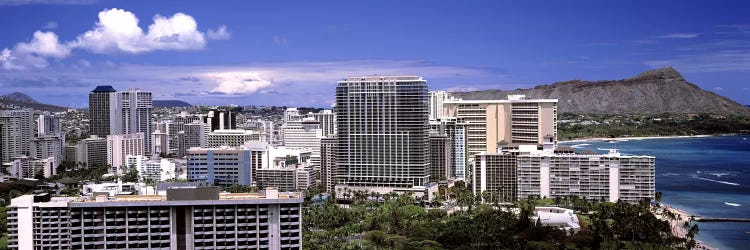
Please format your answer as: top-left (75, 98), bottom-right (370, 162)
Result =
top-left (654, 203), bottom-right (717, 250)
top-left (559, 133), bottom-right (738, 143)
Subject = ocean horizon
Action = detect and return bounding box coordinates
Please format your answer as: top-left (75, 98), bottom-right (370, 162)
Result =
top-left (562, 134), bottom-right (750, 249)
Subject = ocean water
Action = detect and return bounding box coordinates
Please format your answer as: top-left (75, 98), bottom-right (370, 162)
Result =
top-left (562, 135), bottom-right (750, 249)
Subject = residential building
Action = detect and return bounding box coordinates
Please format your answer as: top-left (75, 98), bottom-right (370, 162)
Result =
top-left (152, 129), bottom-right (170, 155)
top-left (473, 150), bottom-right (520, 202)
top-left (320, 137), bottom-right (337, 192)
top-left (282, 118), bottom-right (322, 164)
top-left (8, 187), bottom-right (303, 250)
top-left (107, 133), bottom-right (145, 174)
top-left (119, 88), bottom-right (153, 153)
top-left (256, 164), bottom-right (318, 192)
top-left (429, 133), bottom-right (451, 182)
top-left (335, 76), bottom-right (430, 191)
top-left (7, 156), bottom-right (56, 179)
top-left (0, 115), bottom-right (22, 163)
top-left (126, 155), bottom-right (177, 181)
top-left (36, 114), bottom-right (62, 137)
top-left (0, 109), bottom-right (33, 156)
top-left (443, 94), bottom-right (558, 159)
top-left (516, 149), bottom-right (655, 203)
top-left (74, 135), bottom-right (107, 167)
top-left (428, 91), bottom-right (456, 120)
top-left (29, 135), bottom-right (63, 168)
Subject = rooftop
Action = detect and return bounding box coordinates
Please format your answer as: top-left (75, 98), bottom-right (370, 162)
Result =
top-left (91, 85), bottom-right (117, 93)
top-left (340, 76), bottom-right (423, 82)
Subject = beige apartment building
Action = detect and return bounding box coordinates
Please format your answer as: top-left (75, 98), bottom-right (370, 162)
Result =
top-left (443, 95), bottom-right (558, 158)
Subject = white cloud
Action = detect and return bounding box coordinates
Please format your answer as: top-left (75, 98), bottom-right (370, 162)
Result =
top-left (273, 36), bottom-right (288, 46)
top-left (72, 9), bottom-right (206, 53)
top-left (1, 8), bottom-right (219, 69)
top-left (207, 25), bottom-right (231, 40)
top-left (659, 33), bottom-right (699, 39)
top-left (42, 21), bottom-right (58, 29)
top-left (207, 71), bottom-right (274, 94)
top-left (714, 87), bottom-right (723, 91)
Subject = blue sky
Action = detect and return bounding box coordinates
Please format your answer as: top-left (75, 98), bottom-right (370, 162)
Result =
top-left (0, 0), bottom-right (748, 107)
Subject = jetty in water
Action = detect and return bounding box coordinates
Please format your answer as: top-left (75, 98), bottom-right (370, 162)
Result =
top-left (694, 217), bottom-right (750, 222)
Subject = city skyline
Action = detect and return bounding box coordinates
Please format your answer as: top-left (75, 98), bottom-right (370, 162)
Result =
top-left (1, 1), bottom-right (749, 108)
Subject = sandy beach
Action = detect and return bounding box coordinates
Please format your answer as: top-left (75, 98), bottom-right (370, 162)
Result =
top-left (559, 134), bottom-right (737, 144)
top-left (653, 204), bottom-right (716, 250)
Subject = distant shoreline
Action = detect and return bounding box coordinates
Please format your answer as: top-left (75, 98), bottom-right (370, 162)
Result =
top-left (559, 134), bottom-right (738, 143)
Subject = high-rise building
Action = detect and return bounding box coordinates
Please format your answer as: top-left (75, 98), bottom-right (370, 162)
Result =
top-left (308, 110), bottom-right (336, 137)
top-left (180, 121), bottom-right (206, 155)
top-left (187, 147), bottom-right (255, 186)
top-left (256, 164), bottom-right (319, 192)
top-left (119, 88), bottom-right (153, 153)
top-left (74, 135), bottom-right (107, 167)
top-left (443, 94), bottom-right (558, 159)
top-left (473, 151), bottom-right (519, 202)
top-left (428, 91), bottom-right (456, 120)
top-left (106, 133), bottom-right (145, 174)
top-left (320, 137), bottom-right (337, 192)
top-left (204, 108), bottom-right (237, 132)
top-left (151, 129), bottom-right (170, 155)
top-left (36, 114), bottom-right (61, 137)
top-left (1, 109), bottom-right (33, 156)
top-left (206, 129), bottom-right (262, 147)
top-left (282, 118), bottom-right (322, 164)
top-left (126, 155), bottom-right (177, 181)
top-left (8, 187), bottom-right (303, 250)
top-left (0, 115), bottom-right (22, 163)
top-left (429, 117), bottom-right (469, 180)
top-left (429, 133), bottom-right (451, 182)
top-left (517, 149), bottom-right (655, 203)
top-left (88, 85), bottom-right (121, 137)
top-left (335, 76), bottom-right (430, 190)
top-left (6, 156), bottom-right (56, 179)
top-left (29, 135), bottom-right (63, 168)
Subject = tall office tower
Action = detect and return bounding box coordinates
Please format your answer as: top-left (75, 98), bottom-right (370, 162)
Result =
top-left (204, 108), bottom-right (237, 132)
top-left (516, 149), bottom-right (655, 203)
top-left (443, 94), bottom-right (558, 159)
top-left (89, 85), bottom-right (121, 137)
top-left (36, 114), bottom-right (61, 136)
top-left (106, 133), bottom-right (145, 174)
top-left (30, 136), bottom-right (63, 167)
top-left (428, 91), bottom-right (457, 121)
top-left (473, 151), bottom-right (519, 203)
top-left (1, 109), bottom-right (34, 156)
top-left (308, 110), bottom-right (336, 137)
top-left (9, 187), bottom-right (303, 250)
top-left (74, 135), bottom-right (108, 167)
top-left (120, 88), bottom-right (153, 153)
top-left (0, 115), bottom-right (22, 163)
top-left (187, 147), bottom-right (255, 186)
top-left (320, 137), bottom-right (337, 192)
top-left (335, 76), bottom-right (430, 190)
top-left (206, 129), bottom-right (262, 147)
top-left (151, 129), bottom-right (170, 155)
top-left (429, 133), bottom-right (451, 182)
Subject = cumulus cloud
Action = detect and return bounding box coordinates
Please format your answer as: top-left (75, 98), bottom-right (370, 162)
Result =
top-left (1, 8), bottom-right (224, 69)
top-left (207, 25), bottom-right (231, 40)
top-left (72, 9), bottom-right (206, 53)
top-left (207, 72), bottom-right (274, 94)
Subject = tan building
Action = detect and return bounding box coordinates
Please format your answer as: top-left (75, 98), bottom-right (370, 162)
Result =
top-left (443, 94), bottom-right (558, 158)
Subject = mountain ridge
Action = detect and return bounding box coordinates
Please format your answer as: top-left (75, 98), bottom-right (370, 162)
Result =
top-left (0, 92), bottom-right (68, 112)
top-left (450, 67), bottom-right (750, 115)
